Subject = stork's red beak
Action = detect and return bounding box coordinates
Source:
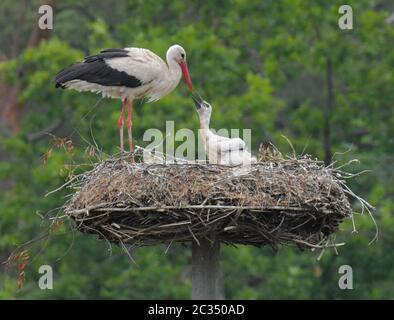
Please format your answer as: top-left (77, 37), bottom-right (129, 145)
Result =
top-left (180, 62), bottom-right (193, 92)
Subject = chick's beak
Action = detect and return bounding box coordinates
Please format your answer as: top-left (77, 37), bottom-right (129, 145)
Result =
top-left (180, 62), bottom-right (193, 92)
top-left (192, 92), bottom-right (204, 110)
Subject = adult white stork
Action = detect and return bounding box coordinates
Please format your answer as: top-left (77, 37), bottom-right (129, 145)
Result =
top-left (192, 93), bottom-right (256, 166)
top-left (55, 44), bottom-right (194, 161)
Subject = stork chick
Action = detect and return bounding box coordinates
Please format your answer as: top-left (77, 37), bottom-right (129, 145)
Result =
top-left (258, 141), bottom-right (284, 162)
top-left (192, 93), bottom-right (256, 166)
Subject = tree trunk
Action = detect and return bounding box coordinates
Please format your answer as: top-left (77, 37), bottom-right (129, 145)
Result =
top-left (0, 0), bottom-right (56, 135)
top-left (192, 239), bottom-right (223, 300)
top-left (27, 0), bottom-right (56, 48)
top-left (323, 56), bottom-right (335, 166)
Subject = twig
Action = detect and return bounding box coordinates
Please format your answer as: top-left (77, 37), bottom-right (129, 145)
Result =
top-left (68, 205), bottom-right (335, 215)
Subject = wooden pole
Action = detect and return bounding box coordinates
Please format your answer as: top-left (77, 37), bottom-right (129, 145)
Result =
top-left (192, 239), bottom-right (223, 300)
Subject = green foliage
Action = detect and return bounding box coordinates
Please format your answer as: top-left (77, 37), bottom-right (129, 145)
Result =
top-left (0, 0), bottom-right (393, 299)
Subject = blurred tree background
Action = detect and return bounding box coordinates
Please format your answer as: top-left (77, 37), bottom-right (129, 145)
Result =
top-left (0, 0), bottom-right (393, 299)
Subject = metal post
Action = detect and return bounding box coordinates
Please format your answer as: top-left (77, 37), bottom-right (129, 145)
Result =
top-left (192, 239), bottom-right (223, 300)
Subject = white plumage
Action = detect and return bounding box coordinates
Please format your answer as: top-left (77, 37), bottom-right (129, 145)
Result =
top-left (192, 94), bottom-right (256, 166)
top-left (56, 45), bottom-right (192, 102)
top-left (55, 44), bottom-right (193, 160)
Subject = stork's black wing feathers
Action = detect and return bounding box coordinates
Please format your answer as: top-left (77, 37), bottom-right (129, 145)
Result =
top-left (84, 49), bottom-right (129, 63)
top-left (55, 48), bottom-right (142, 89)
top-left (100, 48), bottom-right (129, 53)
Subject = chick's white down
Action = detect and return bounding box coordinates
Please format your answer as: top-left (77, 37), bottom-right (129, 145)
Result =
top-left (194, 98), bottom-right (256, 166)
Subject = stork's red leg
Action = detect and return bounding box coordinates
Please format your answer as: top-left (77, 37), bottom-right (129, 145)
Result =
top-left (118, 98), bottom-right (127, 154)
top-left (127, 98), bottom-right (134, 162)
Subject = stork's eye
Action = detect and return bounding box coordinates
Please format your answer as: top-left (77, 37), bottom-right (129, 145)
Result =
top-left (181, 53), bottom-right (185, 58)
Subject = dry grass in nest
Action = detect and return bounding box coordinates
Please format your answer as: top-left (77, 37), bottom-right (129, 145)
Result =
top-left (58, 149), bottom-right (373, 250)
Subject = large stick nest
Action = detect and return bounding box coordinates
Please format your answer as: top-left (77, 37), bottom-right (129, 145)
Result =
top-left (63, 155), bottom-right (353, 249)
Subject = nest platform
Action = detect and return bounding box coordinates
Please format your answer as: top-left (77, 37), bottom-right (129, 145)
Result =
top-left (63, 156), bottom-right (352, 250)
